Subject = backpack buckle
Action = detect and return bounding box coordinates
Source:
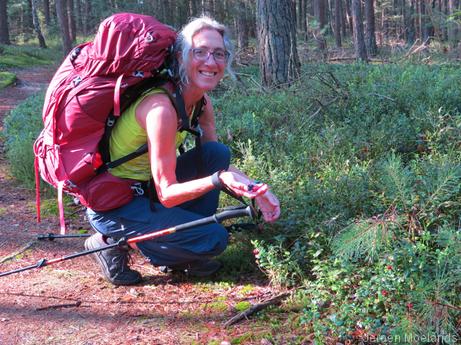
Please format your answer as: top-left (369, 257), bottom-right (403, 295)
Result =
top-left (133, 71), bottom-right (144, 78)
top-left (145, 33), bottom-right (155, 43)
top-left (72, 76), bottom-right (82, 86)
top-left (131, 183), bottom-right (145, 196)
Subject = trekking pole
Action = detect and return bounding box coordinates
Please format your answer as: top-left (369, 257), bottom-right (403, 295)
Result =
top-left (37, 233), bottom-right (91, 241)
top-left (0, 206), bottom-right (254, 278)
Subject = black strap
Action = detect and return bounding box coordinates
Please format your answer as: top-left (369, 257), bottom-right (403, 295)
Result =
top-left (96, 143), bottom-right (148, 174)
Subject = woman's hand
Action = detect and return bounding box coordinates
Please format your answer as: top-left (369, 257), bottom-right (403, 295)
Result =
top-left (255, 190), bottom-right (281, 223)
top-left (219, 171), bottom-right (268, 199)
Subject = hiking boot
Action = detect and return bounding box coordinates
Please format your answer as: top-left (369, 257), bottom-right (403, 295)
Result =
top-left (84, 233), bottom-right (142, 286)
top-left (159, 260), bottom-right (222, 277)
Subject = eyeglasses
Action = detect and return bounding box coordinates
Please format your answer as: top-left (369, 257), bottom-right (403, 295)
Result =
top-left (191, 48), bottom-right (230, 63)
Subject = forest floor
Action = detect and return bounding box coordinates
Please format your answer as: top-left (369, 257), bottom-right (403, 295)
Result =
top-left (0, 67), bottom-right (289, 345)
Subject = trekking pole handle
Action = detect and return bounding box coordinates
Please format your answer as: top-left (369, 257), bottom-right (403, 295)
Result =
top-left (213, 206), bottom-right (254, 223)
top-left (127, 206), bottom-right (254, 245)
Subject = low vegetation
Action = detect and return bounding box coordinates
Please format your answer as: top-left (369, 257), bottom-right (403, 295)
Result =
top-left (0, 71), bottom-right (16, 89)
top-left (0, 43), bottom-right (60, 69)
top-left (3, 54), bottom-right (461, 342)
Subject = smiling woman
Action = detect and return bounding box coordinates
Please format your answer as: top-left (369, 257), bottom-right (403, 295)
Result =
top-left (84, 16), bottom-right (281, 286)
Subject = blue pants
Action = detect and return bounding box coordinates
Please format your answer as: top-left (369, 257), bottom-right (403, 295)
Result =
top-left (86, 142), bottom-right (231, 267)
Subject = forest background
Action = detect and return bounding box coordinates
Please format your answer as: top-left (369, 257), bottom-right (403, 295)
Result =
top-left (0, 0), bottom-right (460, 344)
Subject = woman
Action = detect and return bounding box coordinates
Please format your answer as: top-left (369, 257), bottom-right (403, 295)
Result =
top-left (85, 16), bottom-right (281, 286)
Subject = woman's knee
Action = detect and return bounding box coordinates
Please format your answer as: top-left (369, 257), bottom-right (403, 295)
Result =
top-left (205, 224), bottom-right (228, 255)
top-left (202, 142), bottom-right (231, 171)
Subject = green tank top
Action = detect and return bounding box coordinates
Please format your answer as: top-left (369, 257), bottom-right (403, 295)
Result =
top-left (109, 88), bottom-right (188, 181)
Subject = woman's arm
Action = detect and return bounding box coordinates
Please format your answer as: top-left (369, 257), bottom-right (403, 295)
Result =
top-left (136, 94), bottom-right (265, 208)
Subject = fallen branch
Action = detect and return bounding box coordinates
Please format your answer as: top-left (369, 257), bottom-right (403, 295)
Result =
top-left (430, 300), bottom-right (461, 312)
top-left (0, 240), bottom-right (34, 264)
top-left (223, 292), bottom-right (289, 328)
top-left (35, 300), bottom-right (81, 311)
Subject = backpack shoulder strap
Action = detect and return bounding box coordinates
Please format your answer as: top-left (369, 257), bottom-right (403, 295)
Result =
top-left (99, 77), bottom-right (170, 163)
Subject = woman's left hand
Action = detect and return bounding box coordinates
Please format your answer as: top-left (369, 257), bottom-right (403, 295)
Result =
top-left (255, 190), bottom-right (281, 223)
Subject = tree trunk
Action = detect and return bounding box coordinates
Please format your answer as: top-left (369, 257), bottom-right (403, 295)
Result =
top-left (440, 0), bottom-right (448, 41)
top-left (406, 0), bottom-right (416, 44)
top-left (341, 0), bottom-right (347, 37)
top-left (364, 0), bottom-right (377, 55)
top-left (25, 0), bottom-right (34, 35)
top-left (300, 0), bottom-right (308, 39)
top-left (67, 0), bottom-right (76, 42)
top-left (236, 0), bottom-right (249, 50)
top-left (257, 0), bottom-right (300, 88)
top-left (43, 0), bottom-right (51, 25)
top-left (447, 0), bottom-right (458, 45)
top-left (189, 0), bottom-right (199, 17)
top-left (56, 0), bottom-right (72, 55)
top-left (334, 0), bottom-right (342, 47)
top-left (82, 0), bottom-right (91, 36)
top-left (31, 0), bottom-right (47, 48)
top-left (0, 0), bottom-right (10, 44)
top-left (351, 0), bottom-right (368, 61)
top-left (314, 0), bottom-right (327, 29)
top-left (345, 0), bottom-right (354, 35)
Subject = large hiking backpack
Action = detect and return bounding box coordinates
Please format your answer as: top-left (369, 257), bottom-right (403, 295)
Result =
top-left (34, 13), bottom-right (186, 233)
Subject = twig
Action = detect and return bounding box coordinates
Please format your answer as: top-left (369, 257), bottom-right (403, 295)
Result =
top-left (35, 300), bottom-right (81, 311)
top-left (404, 38), bottom-right (430, 58)
top-left (0, 240), bottom-right (34, 264)
top-left (223, 292), bottom-right (289, 328)
top-left (430, 300), bottom-right (461, 312)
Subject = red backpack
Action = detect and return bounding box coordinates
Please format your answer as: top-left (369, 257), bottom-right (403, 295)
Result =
top-left (34, 13), bottom-right (181, 233)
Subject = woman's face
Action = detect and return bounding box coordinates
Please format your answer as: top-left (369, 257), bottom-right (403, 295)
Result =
top-left (186, 28), bottom-right (227, 92)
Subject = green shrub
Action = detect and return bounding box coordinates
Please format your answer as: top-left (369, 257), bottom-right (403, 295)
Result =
top-left (0, 71), bottom-right (16, 89)
top-left (214, 63), bottom-right (461, 340)
top-left (3, 91), bottom-right (45, 189)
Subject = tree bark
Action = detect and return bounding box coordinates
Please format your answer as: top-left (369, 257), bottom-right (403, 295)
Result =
top-left (351, 0), bottom-right (368, 61)
top-left (345, 0), bottom-right (354, 35)
top-left (257, 0), bottom-right (300, 88)
top-left (447, 0), bottom-right (459, 45)
top-left (314, 0), bottom-right (327, 29)
top-left (31, 0), bottom-right (47, 48)
top-left (0, 0), bottom-right (10, 44)
top-left (236, 0), bottom-right (249, 50)
top-left (43, 0), bottom-right (51, 25)
top-left (334, 0), bottom-right (342, 47)
top-left (67, 0), bottom-right (76, 42)
top-left (82, 0), bottom-right (91, 36)
top-left (364, 0), bottom-right (377, 55)
top-left (55, 0), bottom-right (73, 55)
top-left (406, 0), bottom-right (416, 44)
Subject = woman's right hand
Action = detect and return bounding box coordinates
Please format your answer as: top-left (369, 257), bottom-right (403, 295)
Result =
top-left (218, 171), bottom-right (268, 199)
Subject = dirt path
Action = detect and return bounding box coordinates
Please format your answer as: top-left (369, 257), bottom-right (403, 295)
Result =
top-left (0, 68), bottom-right (278, 345)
